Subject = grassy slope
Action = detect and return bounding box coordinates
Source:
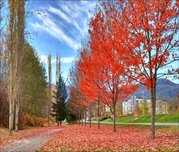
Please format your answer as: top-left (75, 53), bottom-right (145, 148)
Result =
top-left (103, 113), bottom-right (179, 123)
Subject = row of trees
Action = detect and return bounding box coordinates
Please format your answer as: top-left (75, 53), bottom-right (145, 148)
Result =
top-left (0, 0), bottom-right (49, 134)
top-left (1, 0), bottom-right (76, 131)
top-left (67, 0), bottom-right (178, 138)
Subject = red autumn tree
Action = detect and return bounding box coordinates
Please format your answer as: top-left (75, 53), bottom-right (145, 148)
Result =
top-left (80, 11), bottom-right (139, 132)
top-left (99, 0), bottom-right (178, 138)
top-left (78, 49), bottom-right (103, 128)
top-left (67, 62), bottom-right (87, 125)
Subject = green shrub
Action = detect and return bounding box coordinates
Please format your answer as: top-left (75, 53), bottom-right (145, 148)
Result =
top-left (66, 114), bottom-right (77, 124)
top-left (100, 116), bottom-right (111, 121)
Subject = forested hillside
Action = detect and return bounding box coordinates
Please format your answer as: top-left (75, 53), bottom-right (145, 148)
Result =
top-left (134, 79), bottom-right (179, 101)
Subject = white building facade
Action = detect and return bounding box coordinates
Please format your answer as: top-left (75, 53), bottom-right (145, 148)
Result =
top-left (122, 96), bottom-right (169, 115)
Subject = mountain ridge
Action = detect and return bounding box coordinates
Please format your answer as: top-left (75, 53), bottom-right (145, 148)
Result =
top-left (133, 79), bottom-right (179, 102)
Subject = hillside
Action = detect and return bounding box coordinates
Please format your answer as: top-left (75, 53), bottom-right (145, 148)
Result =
top-left (133, 79), bottom-right (179, 101)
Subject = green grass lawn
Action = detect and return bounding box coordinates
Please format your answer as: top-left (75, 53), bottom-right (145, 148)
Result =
top-left (103, 113), bottom-right (179, 123)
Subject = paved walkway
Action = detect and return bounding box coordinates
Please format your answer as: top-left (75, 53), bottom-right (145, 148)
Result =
top-left (0, 128), bottom-right (61, 152)
top-left (91, 121), bottom-right (179, 126)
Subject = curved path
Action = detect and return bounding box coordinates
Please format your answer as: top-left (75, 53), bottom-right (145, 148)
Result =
top-left (1, 128), bottom-right (61, 152)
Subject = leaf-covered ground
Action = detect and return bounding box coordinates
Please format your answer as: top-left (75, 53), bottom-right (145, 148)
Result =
top-left (1, 125), bottom-right (178, 152)
top-left (39, 125), bottom-right (178, 152)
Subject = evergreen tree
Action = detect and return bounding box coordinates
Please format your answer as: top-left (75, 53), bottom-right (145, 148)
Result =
top-left (23, 42), bottom-right (48, 117)
top-left (52, 74), bottom-right (68, 125)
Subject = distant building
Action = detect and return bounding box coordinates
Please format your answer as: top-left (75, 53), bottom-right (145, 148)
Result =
top-left (122, 96), bottom-right (169, 115)
top-left (105, 105), bottom-right (110, 113)
top-left (89, 101), bottom-right (123, 118)
top-left (87, 95), bottom-right (169, 119)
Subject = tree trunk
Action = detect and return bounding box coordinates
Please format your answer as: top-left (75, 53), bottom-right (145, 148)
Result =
top-left (97, 99), bottom-right (100, 129)
top-left (113, 103), bottom-right (116, 132)
top-left (48, 54), bottom-right (52, 126)
top-left (8, 0), bottom-right (25, 134)
top-left (84, 111), bottom-right (86, 126)
top-left (15, 100), bottom-right (19, 131)
top-left (8, 0), bottom-right (15, 135)
top-left (78, 113), bottom-right (81, 125)
top-left (15, 0), bottom-right (25, 132)
top-left (81, 112), bottom-right (83, 126)
top-left (8, 86), bottom-right (14, 135)
top-left (89, 107), bottom-right (91, 128)
top-left (151, 84), bottom-right (156, 139)
top-left (14, 40), bottom-right (19, 131)
top-left (8, 59), bottom-right (13, 135)
top-left (14, 52), bottom-right (18, 131)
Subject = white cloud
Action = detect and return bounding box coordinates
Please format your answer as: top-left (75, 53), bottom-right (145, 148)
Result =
top-left (31, 13), bottom-right (80, 50)
top-left (61, 57), bottom-right (74, 63)
top-left (39, 55), bottom-right (56, 64)
top-left (48, 6), bottom-right (71, 24)
top-left (48, 6), bottom-right (83, 36)
top-left (30, 1), bottom-right (96, 51)
top-left (39, 55), bottom-right (74, 64)
top-left (55, 1), bottom-right (96, 38)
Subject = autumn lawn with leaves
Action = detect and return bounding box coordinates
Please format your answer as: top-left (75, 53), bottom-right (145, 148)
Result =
top-left (39, 125), bottom-right (178, 152)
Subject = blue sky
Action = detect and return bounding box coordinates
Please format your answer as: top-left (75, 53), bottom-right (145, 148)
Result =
top-left (1, 0), bottom-right (178, 84)
top-left (26, 0), bottom-right (97, 84)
